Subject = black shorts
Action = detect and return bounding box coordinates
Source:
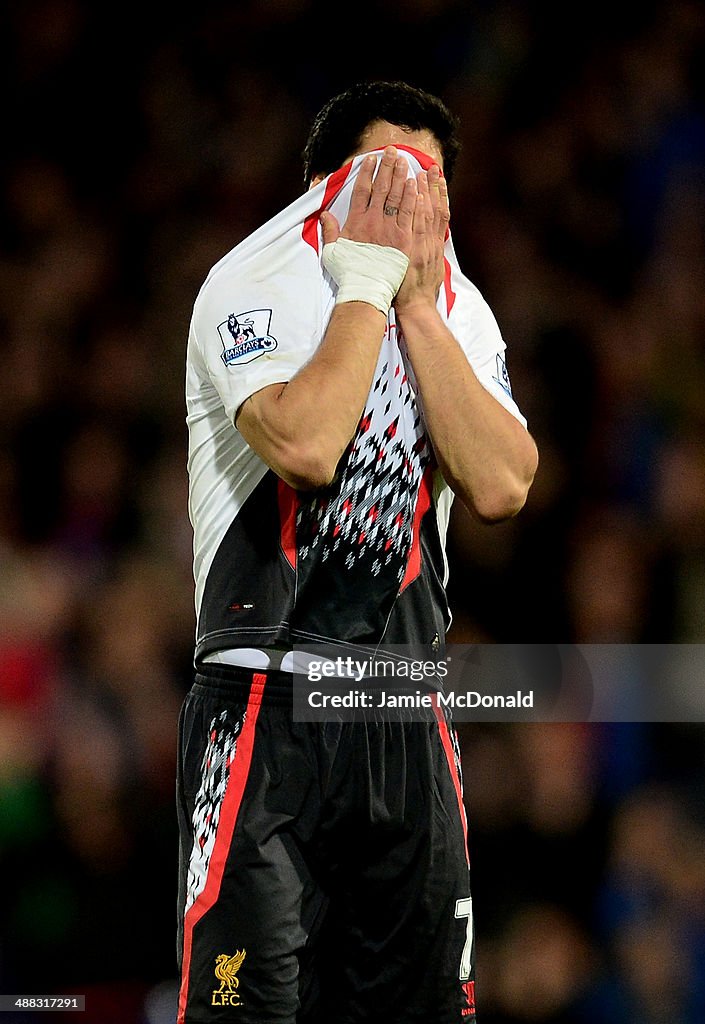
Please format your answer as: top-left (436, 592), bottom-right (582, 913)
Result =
top-left (176, 665), bottom-right (476, 1024)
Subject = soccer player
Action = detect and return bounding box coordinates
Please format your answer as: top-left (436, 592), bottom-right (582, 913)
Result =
top-left (177, 80), bottom-right (538, 1023)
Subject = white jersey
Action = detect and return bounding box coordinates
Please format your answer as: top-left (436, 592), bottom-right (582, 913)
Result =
top-left (186, 146), bottom-right (527, 662)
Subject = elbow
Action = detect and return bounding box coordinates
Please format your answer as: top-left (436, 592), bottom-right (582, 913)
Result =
top-left (237, 393), bottom-right (345, 491)
top-left (464, 438), bottom-right (539, 524)
top-left (471, 484), bottom-right (529, 524)
top-left (276, 444), bottom-right (340, 492)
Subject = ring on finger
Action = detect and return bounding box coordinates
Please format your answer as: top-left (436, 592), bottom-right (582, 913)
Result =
top-left (384, 204), bottom-right (400, 217)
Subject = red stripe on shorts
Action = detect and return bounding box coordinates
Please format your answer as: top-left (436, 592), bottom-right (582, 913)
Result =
top-left (177, 673), bottom-right (266, 1023)
top-left (433, 698), bottom-right (470, 868)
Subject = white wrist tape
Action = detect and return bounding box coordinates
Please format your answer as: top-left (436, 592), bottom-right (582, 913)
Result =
top-left (322, 237), bottom-right (409, 316)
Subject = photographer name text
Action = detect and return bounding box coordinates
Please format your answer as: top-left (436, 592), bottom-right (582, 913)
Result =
top-left (306, 689), bottom-right (535, 709)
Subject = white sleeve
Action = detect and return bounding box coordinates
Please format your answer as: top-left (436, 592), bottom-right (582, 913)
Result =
top-left (191, 240), bottom-right (323, 424)
top-left (444, 245), bottom-right (528, 429)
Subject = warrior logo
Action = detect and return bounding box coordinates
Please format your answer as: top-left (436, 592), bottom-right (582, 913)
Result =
top-left (461, 981), bottom-right (476, 1018)
top-left (212, 949), bottom-right (246, 1007)
top-left (218, 309), bottom-right (277, 365)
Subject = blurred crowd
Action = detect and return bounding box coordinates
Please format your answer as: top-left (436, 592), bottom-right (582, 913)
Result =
top-left (1, 1), bottom-right (704, 1022)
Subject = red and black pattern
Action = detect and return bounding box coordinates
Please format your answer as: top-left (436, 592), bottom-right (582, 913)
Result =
top-left (184, 709), bottom-right (245, 914)
top-left (196, 322), bottom-right (450, 656)
top-left (287, 321), bottom-right (447, 645)
top-left (296, 329), bottom-right (432, 585)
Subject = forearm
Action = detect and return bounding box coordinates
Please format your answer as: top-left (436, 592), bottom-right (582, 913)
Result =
top-left (236, 301), bottom-right (386, 490)
top-left (397, 304), bottom-right (538, 521)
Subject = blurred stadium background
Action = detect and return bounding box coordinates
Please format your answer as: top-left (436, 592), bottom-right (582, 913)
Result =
top-left (1, 1), bottom-right (704, 1022)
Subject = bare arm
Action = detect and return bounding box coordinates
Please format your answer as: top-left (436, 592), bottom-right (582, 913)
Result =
top-left (394, 167), bottom-right (538, 522)
top-left (236, 302), bottom-right (385, 490)
top-left (236, 147), bottom-right (417, 491)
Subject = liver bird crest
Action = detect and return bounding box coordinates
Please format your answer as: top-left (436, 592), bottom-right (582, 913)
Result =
top-left (214, 950), bottom-right (246, 993)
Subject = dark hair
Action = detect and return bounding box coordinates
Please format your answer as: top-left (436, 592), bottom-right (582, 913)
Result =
top-left (302, 80), bottom-right (461, 186)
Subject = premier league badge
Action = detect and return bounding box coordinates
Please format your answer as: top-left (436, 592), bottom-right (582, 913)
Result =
top-left (493, 353), bottom-right (513, 396)
top-left (218, 309), bottom-right (278, 365)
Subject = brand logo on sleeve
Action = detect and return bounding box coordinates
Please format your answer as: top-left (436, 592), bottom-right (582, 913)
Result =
top-left (218, 310), bottom-right (277, 365)
top-left (212, 949), bottom-right (246, 1006)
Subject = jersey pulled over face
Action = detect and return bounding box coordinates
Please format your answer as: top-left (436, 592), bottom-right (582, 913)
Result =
top-left (186, 148), bottom-right (527, 661)
top-left (309, 121), bottom-right (445, 188)
top-left (355, 121), bottom-right (445, 170)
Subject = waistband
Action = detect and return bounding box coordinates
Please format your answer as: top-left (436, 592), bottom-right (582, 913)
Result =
top-left (194, 661), bottom-right (295, 706)
top-left (193, 661), bottom-right (445, 714)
